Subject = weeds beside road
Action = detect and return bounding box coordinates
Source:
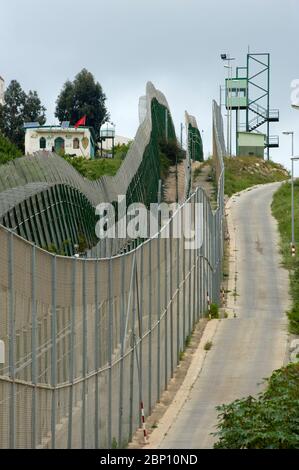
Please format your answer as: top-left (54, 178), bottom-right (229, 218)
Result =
top-left (224, 156), bottom-right (288, 196)
top-left (272, 180), bottom-right (299, 334)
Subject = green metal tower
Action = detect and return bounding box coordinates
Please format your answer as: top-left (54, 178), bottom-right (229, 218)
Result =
top-left (225, 52), bottom-right (279, 159)
top-left (246, 53), bottom-right (279, 160)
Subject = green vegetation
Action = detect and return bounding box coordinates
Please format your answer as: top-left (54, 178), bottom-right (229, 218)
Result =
top-left (193, 166), bottom-right (202, 179)
top-left (65, 156), bottom-right (123, 179)
top-left (55, 68), bottom-right (108, 137)
top-left (272, 181), bottom-right (299, 334)
top-left (113, 142), bottom-right (132, 160)
top-left (61, 143), bottom-right (130, 180)
top-left (159, 138), bottom-right (185, 179)
top-left (204, 341), bottom-right (213, 351)
top-left (214, 363), bottom-right (299, 449)
top-left (209, 303), bottom-right (219, 319)
top-left (185, 333), bottom-right (192, 348)
top-left (0, 133), bottom-right (22, 165)
top-left (111, 437), bottom-right (118, 449)
top-left (0, 80), bottom-right (46, 150)
top-left (224, 156), bottom-right (288, 197)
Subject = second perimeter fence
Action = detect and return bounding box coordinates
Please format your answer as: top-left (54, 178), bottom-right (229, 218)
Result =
top-left (0, 99), bottom-right (225, 449)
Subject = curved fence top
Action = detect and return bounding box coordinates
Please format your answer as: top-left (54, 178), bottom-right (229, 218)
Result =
top-left (0, 82), bottom-right (173, 210)
top-left (212, 99), bottom-right (226, 161)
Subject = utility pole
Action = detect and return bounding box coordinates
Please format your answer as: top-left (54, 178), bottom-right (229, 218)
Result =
top-left (283, 131), bottom-right (296, 254)
top-left (221, 53), bottom-right (235, 156)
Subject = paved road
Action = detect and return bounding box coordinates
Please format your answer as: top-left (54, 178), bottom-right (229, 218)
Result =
top-left (159, 183), bottom-right (290, 449)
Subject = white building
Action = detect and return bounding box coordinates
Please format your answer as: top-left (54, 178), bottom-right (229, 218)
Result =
top-left (25, 125), bottom-right (96, 159)
top-left (0, 76), bottom-right (5, 105)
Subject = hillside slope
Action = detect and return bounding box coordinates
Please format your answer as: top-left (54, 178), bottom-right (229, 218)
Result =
top-left (224, 156), bottom-right (289, 196)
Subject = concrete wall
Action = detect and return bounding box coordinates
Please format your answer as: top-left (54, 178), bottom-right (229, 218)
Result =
top-left (238, 132), bottom-right (265, 158)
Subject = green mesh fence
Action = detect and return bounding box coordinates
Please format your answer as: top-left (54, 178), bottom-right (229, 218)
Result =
top-left (121, 98), bottom-right (176, 208)
top-left (188, 123), bottom-right (203, 162)
top-left (0, 86), bottom-right (178, 256)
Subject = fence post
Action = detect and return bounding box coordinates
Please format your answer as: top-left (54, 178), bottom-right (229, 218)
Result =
top-left (204, 197), bottom-right (208, 312)
top-left (157, 233), bottom-right (161, 401)
top-left (182, 220), bottom-right (186, 348)
top-left (118, 255), bottom-right (125, 447)
top-left (68, 256), bottom-right (76, 449)
top-left (176, 213), bottom-right (180, 365)
top-left (192, 193), bottom-right (197, 328)
top-left (164, 237), bottom-right (168, 390)
top-left (129, 255), bottom-right (137, 439)
top-left (8, 232), bottom-right (15, 449)
top-left (81, 259), bottom-right (87, 449)
top-left (188, 213), bottom-right (192, 336)
top-left (51, 255), bottom-right (57, 449)
top-left (196, 190), bottom-right (201, 322)
top-left (148, 241), bottom-right (152, 413)
top-left (169, 217), bottom-right (174, 378)
top-left (139, 244), bottom-right (144, 422)
top-left (31, 245), bottom-right (37, 448)
top-left (94, 258), bottom-right (101, 449)
top-left (108, 258), bottom-right (113, 448)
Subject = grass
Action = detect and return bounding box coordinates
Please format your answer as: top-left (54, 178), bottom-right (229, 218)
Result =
top-left (61, 142), bottom-right (131, 180)
top-left (159, 138), bottom-right (185, 179)
top-left (185, 334), bottom-right (192, 348)
top-left (64, 155), bottom-right (123, 179)
top-left (193, 166), bottom-right (202, 178)
top-left (224, 156), bottom-right (289, 197)
top-left (272, 180), bottom-right (299, 334)
top-left (209, 303), bottom-right (219, 319)
top-left (204, 341), bottom-right (213, 351)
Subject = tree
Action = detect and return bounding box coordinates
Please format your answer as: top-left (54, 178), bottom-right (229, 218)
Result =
top-left (0, 80), bottom-right (46, 150)
top-left (0, 132), bottom-right (22, 165)
top-left (0, 80), bottom-right (26, 149)
top-left (23, 90), bottom-right (46, 125)
top-left (55, 69), bottom-right (109, 137)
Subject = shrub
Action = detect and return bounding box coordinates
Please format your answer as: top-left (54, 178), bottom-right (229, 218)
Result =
top-left (209, 303), bottom-right (219, 319)
top-left (204, 341), bottom-right (213, 351)
top-left (0, 132), bottom-right (22, 165)
top-left (214, 363), bottom-right (299, 448)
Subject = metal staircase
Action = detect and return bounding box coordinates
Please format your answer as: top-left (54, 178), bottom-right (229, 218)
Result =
top-left (246, 53), bottom-right (280, 157)
top-left (248, 102), bottom-right (279, 132)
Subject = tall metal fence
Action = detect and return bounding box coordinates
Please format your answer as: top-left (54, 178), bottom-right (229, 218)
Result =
top-left (0, 96), bottom-right (225, 449)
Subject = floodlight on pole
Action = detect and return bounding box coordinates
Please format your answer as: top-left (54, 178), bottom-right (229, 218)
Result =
top-left (283, 132), bottom-right (295, 251)
top-left (221, 54), bottom-right (236, 156)
top-left (282, 131), bottom-right (294, 157)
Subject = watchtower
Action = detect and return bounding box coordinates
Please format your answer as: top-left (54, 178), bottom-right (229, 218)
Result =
top-left (225, 52), bottom-right (279, 159)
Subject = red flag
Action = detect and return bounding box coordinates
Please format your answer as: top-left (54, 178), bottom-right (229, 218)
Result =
top-left (74, 115), bottom-right (86, 128)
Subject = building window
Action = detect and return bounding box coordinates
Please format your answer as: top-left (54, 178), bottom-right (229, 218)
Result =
top-left (39, 137), bottom-right (46, 149)
top-left (73, 137), bottom-right (80, 149)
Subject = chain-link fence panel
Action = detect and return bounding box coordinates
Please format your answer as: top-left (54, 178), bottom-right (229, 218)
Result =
top-left (0, 89), bottom-right (225, 449)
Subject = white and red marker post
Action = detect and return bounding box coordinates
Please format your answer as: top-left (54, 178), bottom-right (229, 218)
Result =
top-left (140, 401), bottom-right (147, 443)
top-left (221, 286), bottom-right (225, 306)
top-left (207, 292), bottom-right (211, 318)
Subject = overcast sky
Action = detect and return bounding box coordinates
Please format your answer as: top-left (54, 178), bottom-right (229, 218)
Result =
top-left (1, 0), bottom-right (299, 170)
